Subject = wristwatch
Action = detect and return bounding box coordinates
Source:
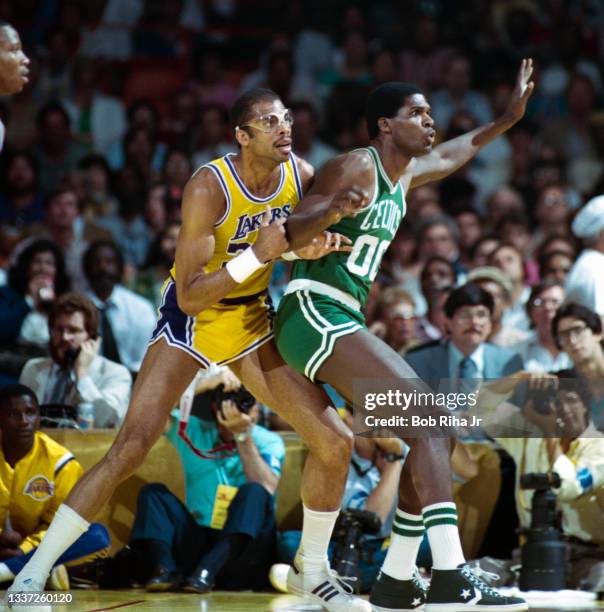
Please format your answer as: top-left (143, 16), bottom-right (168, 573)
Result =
top-left (384, 452), bottom-right (405, 463)
top-left (234, 432), bottom-right (250, 443)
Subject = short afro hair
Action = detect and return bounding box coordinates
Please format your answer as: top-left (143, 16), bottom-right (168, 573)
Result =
top-left (365, 82), bottom-right (424, 139)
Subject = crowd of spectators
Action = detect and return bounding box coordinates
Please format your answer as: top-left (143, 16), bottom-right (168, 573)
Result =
top-left (1, 0), bottom-right (604, 598)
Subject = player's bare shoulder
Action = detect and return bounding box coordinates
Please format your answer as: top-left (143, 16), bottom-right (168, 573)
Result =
top-left (312, 149), bottom-right (374, 194)
top-left (294, 155), bottom-right (315, 192)
top-left (182, 166), bottom-right (226, 226)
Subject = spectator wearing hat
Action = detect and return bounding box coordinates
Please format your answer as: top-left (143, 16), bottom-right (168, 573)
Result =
top-left (566, 195), bottom-right (604, 318)
top-left (467, 266), bottom-right (530, 348)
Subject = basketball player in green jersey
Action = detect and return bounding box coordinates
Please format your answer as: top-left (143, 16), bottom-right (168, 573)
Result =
top-left (276, 59), bottom-right (534, 611)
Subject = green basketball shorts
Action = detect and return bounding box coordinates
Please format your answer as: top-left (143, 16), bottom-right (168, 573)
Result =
top-left (274, 289), bottom-right (365, 382)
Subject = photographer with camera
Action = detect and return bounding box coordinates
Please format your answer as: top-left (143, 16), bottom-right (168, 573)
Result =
top-left (480, 370), bottom-right (604, 592)
top-left (19, 293), bottom-right (131, 428)
top-left (124, 365), bottom-right (284, 593)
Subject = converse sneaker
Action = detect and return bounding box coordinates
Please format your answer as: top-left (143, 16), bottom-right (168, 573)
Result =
top-left (426, 563), bottom-right (528, 611)
top-left (369, 568), bottom-right (428, 611)
top-left (287, 561), bottom-right (371, 611)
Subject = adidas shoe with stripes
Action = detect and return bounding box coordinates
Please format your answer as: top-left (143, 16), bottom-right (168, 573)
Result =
top-left (287, 561), bottom-right (371, 611)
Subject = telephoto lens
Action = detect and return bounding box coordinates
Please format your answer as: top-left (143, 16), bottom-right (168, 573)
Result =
top-left (519, 472), bottom-right (567, 591)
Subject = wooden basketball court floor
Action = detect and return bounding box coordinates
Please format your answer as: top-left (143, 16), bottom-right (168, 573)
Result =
top-left (4, 590), bottom-right (602, 611)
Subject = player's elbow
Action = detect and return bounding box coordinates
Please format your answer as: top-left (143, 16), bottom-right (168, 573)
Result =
top-left (176, 286), bottom-right (201, 316)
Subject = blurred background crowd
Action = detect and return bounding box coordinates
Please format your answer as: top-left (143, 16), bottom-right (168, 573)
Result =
top-left (1, 0), bottom-right (604, 391)
top-left (2, 0), bottom-right (604, 598)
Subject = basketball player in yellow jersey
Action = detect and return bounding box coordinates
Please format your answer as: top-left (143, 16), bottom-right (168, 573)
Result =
top-left (8, 89), bottom-right (371, 612)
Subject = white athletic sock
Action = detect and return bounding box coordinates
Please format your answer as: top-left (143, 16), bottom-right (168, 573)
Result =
top-left (0, 562), bottom-right (14, 582)
top-left (423, 502), bottom-right (465, 570)
top-left (295, 505), bottom-right (340, 575)
top-left (381, 509), bottom-right (425, 580)
top-left (14, 504), bottom-right (89, 583)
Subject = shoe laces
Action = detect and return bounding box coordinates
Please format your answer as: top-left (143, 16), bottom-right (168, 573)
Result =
top-left (411, 567), bottom-right (429, 592)
top-left (326, 567), bottom-right (356, 595)
top-left (460, 564), bottom-right (503, 598)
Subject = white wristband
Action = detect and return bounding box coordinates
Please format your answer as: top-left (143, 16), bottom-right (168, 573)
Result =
top-left (226, 247), bottom-right (265, 283)
top-left (282, 250), bottom-right (301, 261)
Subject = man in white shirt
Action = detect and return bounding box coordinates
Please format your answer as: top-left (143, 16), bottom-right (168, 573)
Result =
top-left (20, 293), bottom-right (131, 428)
top-left (83, 240), bottom-right (157, 373)
top-left (566, 195), bottom-right (604, 318)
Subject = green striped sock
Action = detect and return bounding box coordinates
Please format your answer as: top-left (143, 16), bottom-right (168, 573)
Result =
top-left (422, 502), bottom-right (465, 570)
top-left (392, 509), bottom-right (426, 537)
top-left (423, 502), bottom-right (458, 529)
top-left (381, 510), bottom-right (425, 580)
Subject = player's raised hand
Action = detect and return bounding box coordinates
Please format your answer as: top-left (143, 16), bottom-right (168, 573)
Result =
top-left (253, 204), bottom-right (290, 262)
top-left (294, 231), bottom-right (353, 260)
top-left (330, 187), bottom-right (369, 222)
top-left (505, 58), bottom-right (535, 123)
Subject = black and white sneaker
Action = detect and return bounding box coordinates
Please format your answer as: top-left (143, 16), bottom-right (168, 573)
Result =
top-left (426, 563), bottom-right (527, 611)
top-left (287, 561), bottom-right (371, 611)
top-left (369, 568), bottom-right (427, 611)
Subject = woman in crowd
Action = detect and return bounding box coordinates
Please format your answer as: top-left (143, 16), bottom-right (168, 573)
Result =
top-left (0, 239), bottom-right (70, 346)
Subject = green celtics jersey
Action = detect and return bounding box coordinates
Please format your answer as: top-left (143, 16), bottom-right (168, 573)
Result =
top-left (290, 146), bottom-right (406, 308)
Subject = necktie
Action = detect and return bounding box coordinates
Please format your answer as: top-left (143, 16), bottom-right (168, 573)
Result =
top-left (459, 356), bottom-right (478, 380)
top-left (458, 356), bottom-right (479, 400)
top-left (99, 306), bottom-right (121, 364)
top-left (48, 367), bottom-right (73, 405)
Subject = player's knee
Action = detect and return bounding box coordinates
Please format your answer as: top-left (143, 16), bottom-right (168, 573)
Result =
top-left (316, 426), bottom-right (353, 467)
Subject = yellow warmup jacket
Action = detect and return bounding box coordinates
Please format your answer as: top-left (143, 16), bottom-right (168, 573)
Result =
top-left (0, 432), bottom-right (83, 553)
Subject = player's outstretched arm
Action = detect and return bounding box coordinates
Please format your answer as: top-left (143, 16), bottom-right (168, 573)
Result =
top-left (410, 58), bottom-right (535, 190)
top-left (285, 151), bottom-right (371, 251)
top-left (175, 169), bottom-right (288, 315)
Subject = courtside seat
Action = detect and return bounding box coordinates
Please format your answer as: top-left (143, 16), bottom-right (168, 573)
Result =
top-left (43, 429), bottom-right (309, 551)
top-left (43, 431), bottom-right (500, 556)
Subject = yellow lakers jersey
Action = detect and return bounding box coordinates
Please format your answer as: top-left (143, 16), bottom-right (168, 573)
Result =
top-left (0, 432), bottom-right (83, 553)
top-left (171, 153), bottom-right (303, 300)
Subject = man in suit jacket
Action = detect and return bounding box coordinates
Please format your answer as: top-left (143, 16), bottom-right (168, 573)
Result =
top-left (406, 283), bottom-right (524, 389)
top-left (20, 293), bottom-right (131, 428)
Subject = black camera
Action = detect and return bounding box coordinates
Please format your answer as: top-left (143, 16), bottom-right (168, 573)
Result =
top-left (526, 385), bottom-right (558, 415)
top-left (331, 508), bottom-right (382, 593)
top-left (211, 384), bottom-right (256, 415)
top-left (519, 471), bottom-right (567, 591)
